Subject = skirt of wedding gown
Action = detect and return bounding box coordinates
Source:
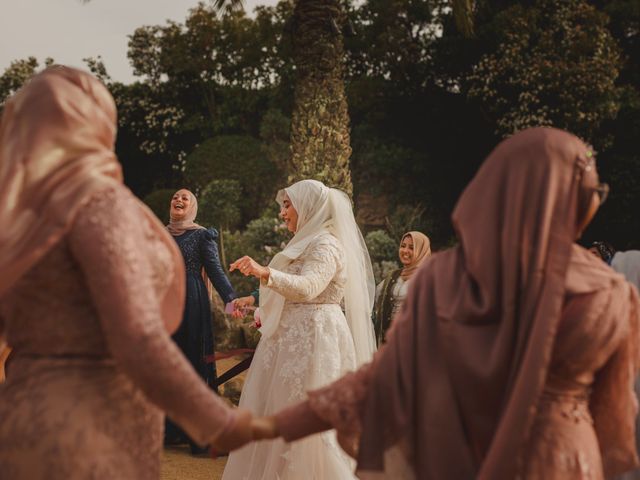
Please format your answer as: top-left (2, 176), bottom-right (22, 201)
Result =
top-left (222, 303), bottom-right (358, 480)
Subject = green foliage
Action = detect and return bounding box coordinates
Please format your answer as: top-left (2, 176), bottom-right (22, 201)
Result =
top-left (365, 230), bottom-right (404, 283)
top-left (259, 108), bottom-right (291, 172)
top-left (365, 230), bottom-right (398, 263)
top-left (183, 134), bottom-right (285, 224)
top-left (466, 0), bottom-right (623, 146)
top-left (142, 188), bottom-right (175, 224)
top-left (3, 0), bottom-right (640, 252)
top-left (223, 211), bottom-right (291, 294)
top-left (0, 57), bottom-right (54, 108)
top-left (198, 179), bottom-right (242, 230)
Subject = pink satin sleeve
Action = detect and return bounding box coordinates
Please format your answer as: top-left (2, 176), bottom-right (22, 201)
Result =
top-left (68, 187), bottom-right (234, 446)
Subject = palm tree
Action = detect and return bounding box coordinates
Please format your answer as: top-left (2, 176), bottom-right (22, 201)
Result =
top-left (216, 0), bottom-right (473, 196)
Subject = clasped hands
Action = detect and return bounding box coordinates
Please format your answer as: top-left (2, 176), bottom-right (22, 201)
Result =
top-left (211, 409), bottom-right (279, 453)
top-left (229, 256), bottom-right (268, 321)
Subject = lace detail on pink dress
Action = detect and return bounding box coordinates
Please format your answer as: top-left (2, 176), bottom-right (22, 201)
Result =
top-left (0, 185), bottom-right (233, 479)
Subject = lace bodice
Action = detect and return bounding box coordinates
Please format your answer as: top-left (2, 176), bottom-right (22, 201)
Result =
top-left (266, 233), bottom-right (346, 305)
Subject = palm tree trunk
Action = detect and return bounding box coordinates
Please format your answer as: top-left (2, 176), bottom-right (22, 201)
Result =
top-left (288, 0), bottom-right (353, 197)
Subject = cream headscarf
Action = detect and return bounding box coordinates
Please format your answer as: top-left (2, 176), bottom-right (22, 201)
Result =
top-left (259, 179), bottom-right (377, 366)
top-left (399, 231), bottom-right (431, 281)
top-left (0, 66), bottom-right (185, 333)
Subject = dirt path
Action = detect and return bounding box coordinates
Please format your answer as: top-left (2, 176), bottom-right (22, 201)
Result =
top-left (160, 357), bottom-right (247, 480)
top-left (161, 447), bottom-right (227, 480)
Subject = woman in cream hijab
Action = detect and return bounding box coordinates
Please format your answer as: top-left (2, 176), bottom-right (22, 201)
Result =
top-left (223, 179), bottom-right (376, 479)
top-left (373, 231), bottom-right (431, 345)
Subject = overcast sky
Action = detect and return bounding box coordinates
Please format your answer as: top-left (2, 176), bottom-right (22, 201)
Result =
top-left (0, 0), bottom-right (276, 84)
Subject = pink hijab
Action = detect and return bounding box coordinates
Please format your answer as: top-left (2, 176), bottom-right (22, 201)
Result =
top-left (166, 189), bottom-right (205, 236)
top-left (0, 67), bottom-right (185, 332)
top-left (355, 128), bottom-right (639, 478)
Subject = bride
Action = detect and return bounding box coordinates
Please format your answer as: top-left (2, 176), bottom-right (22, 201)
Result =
top-left (222, 179), bottom-right (376, 479)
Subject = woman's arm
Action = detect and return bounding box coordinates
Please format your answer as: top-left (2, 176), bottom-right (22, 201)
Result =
top-left (68, 188), bottom-right (241, 447)
top-left (265, 237), bottom-right (341, 302)
top-left (201, 228), bottom-right (237, 304)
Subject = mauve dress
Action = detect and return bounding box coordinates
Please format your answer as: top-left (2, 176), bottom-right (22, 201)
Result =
top-left (0, 187), bottom-right (234, 479)
top-left (276, 247), bottom-right (640, 479)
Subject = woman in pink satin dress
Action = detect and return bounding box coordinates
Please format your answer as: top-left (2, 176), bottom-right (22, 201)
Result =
top-left (254, 128), bottom-right (640, 479)
top-left (0, 67), bottom-right (251, 479)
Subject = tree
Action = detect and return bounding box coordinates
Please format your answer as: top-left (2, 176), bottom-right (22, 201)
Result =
top-left (285, 0), bottom-right (353, 195)
top-left (466, 0), bottom-right (623, 146)
top-left (210, 0), bottom-right (474, 197)
top-left (0, 57), bottom-right (54, 108)
top-left (183, 134), bottom-right (285, 224)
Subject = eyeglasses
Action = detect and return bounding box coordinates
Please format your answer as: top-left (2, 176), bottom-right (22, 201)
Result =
top-left (578, 151), bottom-right (609, 206)
top-left (593, 182), bottom-right (609, 205)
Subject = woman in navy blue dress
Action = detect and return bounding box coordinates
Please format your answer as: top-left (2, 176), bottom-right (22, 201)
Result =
top-left (165, 188), bottom-right (237, 453)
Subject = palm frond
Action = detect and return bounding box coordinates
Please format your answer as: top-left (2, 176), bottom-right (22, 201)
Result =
top-left (211, 0), bottom-right (245, 14)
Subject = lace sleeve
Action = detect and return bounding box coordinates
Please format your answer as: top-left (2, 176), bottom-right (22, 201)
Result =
top-left (201, 229), bottom-right (236, 304)
top-left (275, 362), bottom-right (374, 456)
top-left (591, 283), bottom-right (640, 477)
top-left (68, 187), bottom-right (234, 447)
top-left (266, 236), bottom-right (341, 302)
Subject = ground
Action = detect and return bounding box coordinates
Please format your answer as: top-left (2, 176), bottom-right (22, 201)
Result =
top-left (160, 356), bottom-right (246, 480)
top-left (161, 446), bottom-right (227, 480)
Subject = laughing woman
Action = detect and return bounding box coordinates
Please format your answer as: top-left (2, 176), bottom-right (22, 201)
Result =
top-left (165, 189), bottom-right (237, 454)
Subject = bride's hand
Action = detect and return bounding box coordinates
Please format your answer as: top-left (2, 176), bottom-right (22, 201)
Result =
top-left (251, 415), bottom-right (279, 440)
top-left (231, 295), bottom-right (255, 318)
top-left (230, 256), bottom-right (269, 281)
top-left (211, 408), bottom-right (253, 453)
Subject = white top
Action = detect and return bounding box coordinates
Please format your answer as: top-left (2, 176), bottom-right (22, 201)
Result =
top-left (611, 250), bottom-right (640, 292)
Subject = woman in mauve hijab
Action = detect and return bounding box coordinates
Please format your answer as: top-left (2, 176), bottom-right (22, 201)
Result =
top-left (252, 128), bottom-right (640, 479)
top-left (0, 66), bottom-right (252, 479)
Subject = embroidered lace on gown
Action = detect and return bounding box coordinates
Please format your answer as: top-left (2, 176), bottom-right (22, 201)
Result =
top-left (222, 232), bottom-right (358, 480)
top-left (0, 187), bottom-right (234, 479)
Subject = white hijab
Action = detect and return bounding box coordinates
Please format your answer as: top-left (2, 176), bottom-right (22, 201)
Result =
top-left (258, 179), bottom-right (377, 366)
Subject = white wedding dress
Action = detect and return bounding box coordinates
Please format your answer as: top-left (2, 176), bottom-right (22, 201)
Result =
top-left (222, 232), bottom-right (358, 479)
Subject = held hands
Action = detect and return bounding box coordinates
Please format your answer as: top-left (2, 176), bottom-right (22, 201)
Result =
top-left (231, 295), bottom-right (256, 319)
top-left (211, 408), bottom-right (254, 453)
top-left (251, 415), bottom-right (279, 441)
top-left (211, 411), bottom-right (279, 455)
top-left (230, 256), bottom-right (270, 281)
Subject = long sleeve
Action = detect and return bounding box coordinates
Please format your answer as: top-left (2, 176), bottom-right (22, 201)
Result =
top-left (68, 188), bottom-right (235, 446)
top-left (201, 228), bottom-right (236, 304)
top-left (590, 284), bottom-right (640, 477)
top-left (266, 236), bottom-right (341, 302)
